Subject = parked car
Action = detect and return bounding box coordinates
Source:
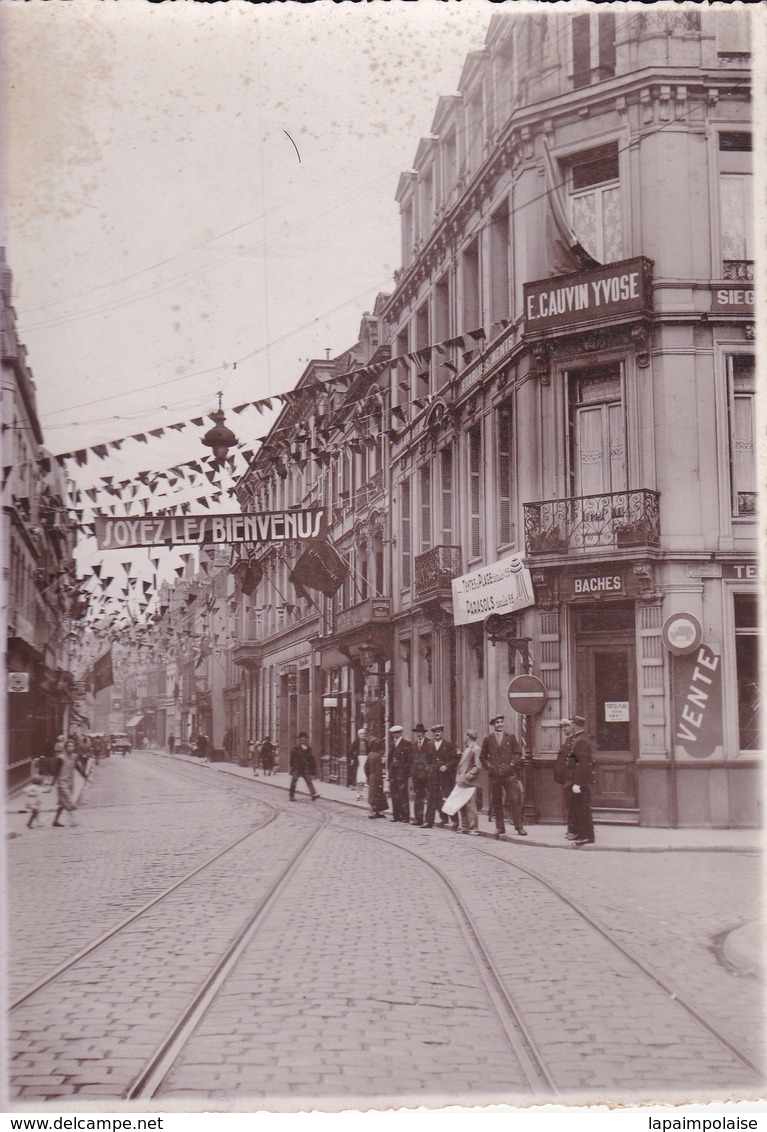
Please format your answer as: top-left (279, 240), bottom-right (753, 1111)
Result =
top-left (110, 733), bottom-right (131, 755)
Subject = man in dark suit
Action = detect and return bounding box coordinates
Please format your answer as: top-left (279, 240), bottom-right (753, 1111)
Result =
top-left (409, 723), bottom-right (433, 827)
top-left (560, 715), bottom-right (595, 845)
top-left (426, 724), bottom-right (460, 829)
top-left (387, 725), bottom-right (412, 823)
top-left (479, 714), bottom-right (527, 839)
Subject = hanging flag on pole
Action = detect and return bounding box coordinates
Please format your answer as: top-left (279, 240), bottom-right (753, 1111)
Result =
top-left (542, 137), bottom-right (600, 271)
top-left (89, 648), bottom-right (114, 694)
top-left (289, 540), bottom-right (349, 599)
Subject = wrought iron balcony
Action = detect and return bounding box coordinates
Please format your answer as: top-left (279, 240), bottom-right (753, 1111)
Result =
top-left (524, 490), bottom-right (660, 555)
top-left (723, 261), bottom-right (754, 282)
top-left (414, 545), bottom-right (462, 599)
top-left (737, 492), bottom-right (757, 516)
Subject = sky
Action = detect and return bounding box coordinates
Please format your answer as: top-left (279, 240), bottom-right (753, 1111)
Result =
top-left (3, 0), bottom-right (498, 604)
top-left (5, 0), bottom-right (493, 458)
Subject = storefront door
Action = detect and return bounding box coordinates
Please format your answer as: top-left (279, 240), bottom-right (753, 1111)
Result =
top-left (574, 603), bottom-right (637, 809)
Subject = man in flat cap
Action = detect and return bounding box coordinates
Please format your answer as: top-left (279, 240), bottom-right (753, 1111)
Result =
top-left (480, 714), bottom-right (526, 839)
top-left (410, 723), bottom-right (433, 826)
top-left (387, 725), bottom-right (412, 823)
top-left (556, 716), bottom-right (595, 845)
top-left (426, 725), bottom-right (460, 829)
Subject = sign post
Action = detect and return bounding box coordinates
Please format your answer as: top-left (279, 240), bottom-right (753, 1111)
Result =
top-left (505, 659), bottom-right (547, 825)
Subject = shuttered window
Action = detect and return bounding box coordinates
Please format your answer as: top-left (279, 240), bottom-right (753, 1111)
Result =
top-left (469, 425), bottom-right (482, 560)
top-left (401, 478), bottom-right (412, 589)
top-left (420, 465), bottom-right (432, 552)
top-left (441, 445), bottom-right (453, 545)
top-left (497, 404), bottom-right (514, 547)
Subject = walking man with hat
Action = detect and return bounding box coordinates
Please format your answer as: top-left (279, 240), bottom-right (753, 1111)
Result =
top-left (557, 716), bottom-right (595, 845)
top-left (410, 723), bottom-right (432, 827)
top-left (480, 714), bottom-right (527, 839)
top-left (289, 732), bottom-right (320, 802)
top-left (387, 725), bottom-right (412, 823)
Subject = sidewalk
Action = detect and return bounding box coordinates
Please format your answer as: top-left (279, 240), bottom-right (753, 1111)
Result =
top-left (158, 749), bottom-right (762, 855)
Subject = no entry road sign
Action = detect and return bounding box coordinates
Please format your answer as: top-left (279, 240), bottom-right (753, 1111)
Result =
top-left (507, 674), bottom-right (547, 715)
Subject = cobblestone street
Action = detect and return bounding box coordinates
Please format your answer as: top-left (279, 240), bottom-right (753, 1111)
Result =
top-left (7, 753), bottom-right (764, 1110)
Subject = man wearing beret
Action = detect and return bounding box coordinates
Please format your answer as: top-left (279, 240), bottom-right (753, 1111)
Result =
top-left (479, 714), bottom-right (526, 839)
top-left (387, 725), bottom-right (412, 823)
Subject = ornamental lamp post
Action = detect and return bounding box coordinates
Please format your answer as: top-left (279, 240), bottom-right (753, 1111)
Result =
top-left (202, 393), bottom-right (238, 461)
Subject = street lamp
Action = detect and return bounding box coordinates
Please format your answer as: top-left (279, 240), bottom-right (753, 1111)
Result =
top-left (202, 393), bottom-right (238, 461)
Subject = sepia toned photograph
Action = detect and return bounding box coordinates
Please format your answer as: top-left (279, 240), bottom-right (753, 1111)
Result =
top-left (2, 0), bottom-right (763, 1116)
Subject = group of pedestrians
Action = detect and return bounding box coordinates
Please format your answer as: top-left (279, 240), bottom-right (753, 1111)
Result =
top-left (248, 736), bottom-right (277, 776)
top-left (24, 733), bottom-right (94, 830)
top-left (343, 714), bottom-right (594, 844)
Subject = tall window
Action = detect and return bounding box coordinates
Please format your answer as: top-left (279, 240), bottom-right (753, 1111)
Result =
top-left (727, 355), bottom-right (756, 517)
top-left (734, 594), bottom-right (760, 751)
top-left (462, 239), bottom-right (481, 332)
top-left (420, 168), bottom-right (434, 241)
top-left (402, 201), bottom-right (414, 268)
top-left (569, 144), bottom-right (623, 264)
top-left (434, 275), bottom-right (452, 386)
top-left (440, 445), bottom-right (454, 545)
top-left (497, 403), bottom-right (514, 547)
top-left (489, 203), bottom-right (511, 328)
top-left (401, 478), bottom-right (412, 590)
top-left (469, 424), bottom-right (483, 560)
top-left (572, 12), bottom-right (616, 89)
top-left (416, 304), bottom-right (430, 396)
top-left (440, 130), bottom-right (457, 208)
top-left (719, 133), bottom-right (753, 280)
top-left (396, 327), bottom-right (410, 404)
top-left (569, 365), bottom-right (626, 497)
top-left (419, 465), bottom-right (432, 552)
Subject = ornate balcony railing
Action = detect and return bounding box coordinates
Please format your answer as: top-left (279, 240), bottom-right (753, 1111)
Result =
top-left (414, 545), bottom-right (462, 599)
top-left (723, 261), bottom-right (754, 281)
top-left (524, 490), bottom-right (660, 555)
top-left (737, 492), bottom-right (757, 516)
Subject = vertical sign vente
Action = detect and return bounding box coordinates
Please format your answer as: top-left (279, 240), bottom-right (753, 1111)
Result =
top-left (673, 645), bottom-right (723, 758)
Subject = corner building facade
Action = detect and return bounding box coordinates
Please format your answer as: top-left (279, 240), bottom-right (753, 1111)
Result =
top-left (384, 10), bottom-right (758, 828)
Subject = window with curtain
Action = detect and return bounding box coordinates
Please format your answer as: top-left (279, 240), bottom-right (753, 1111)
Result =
top-left (719, 133), bottom-right (753, 280)
top-left (569, 144), bottom-right (623, 264)
top-left (569, 366), bottom-right (626, 498)
top-left (727, 355), bottom-right (756, 517)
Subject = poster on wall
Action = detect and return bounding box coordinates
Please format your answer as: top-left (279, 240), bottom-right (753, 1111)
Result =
top-left (672, 645), bottom-right (723, 758)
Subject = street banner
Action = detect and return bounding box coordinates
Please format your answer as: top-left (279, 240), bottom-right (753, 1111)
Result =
top-left (94, 509), bottom-right (325, 550)
top-left (451, 553), bottom-right (535, 626)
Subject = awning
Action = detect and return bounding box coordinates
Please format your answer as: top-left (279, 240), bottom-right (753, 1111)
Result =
top-left (126, 714), bottom-right (144, 727)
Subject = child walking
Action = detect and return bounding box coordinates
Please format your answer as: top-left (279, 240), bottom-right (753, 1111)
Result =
top-left (24, 775), bottom-right (44, 829)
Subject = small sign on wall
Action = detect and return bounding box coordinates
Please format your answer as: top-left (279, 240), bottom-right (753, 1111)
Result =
top-left (8, 673), bottom-right (29, 693)
top-left (604, 701), bottom-right (629, 722)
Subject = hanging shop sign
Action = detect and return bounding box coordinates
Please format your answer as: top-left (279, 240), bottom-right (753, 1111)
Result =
top-left (710, 285), bottom-right (755, 314)
top-left (723, 562), bottom-right (758, 581)
top-left (8, 672), bottom-right (29, 693)
top-left (661, 612), bottom-right (703, 656)
top-left (523, 257), bottom-right (653, 334)
top-left (672, 645), bottom-right (723, 758)
top-left (94, 509), bottom-right (325, 550)
top-left (568, 570), bottom-right (625, 599)
top-left (451, 553), bottom-right (535, 626)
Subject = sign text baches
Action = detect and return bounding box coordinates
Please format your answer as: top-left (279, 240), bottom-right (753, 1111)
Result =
top-left (95, 509), bottom-right (325, 550)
